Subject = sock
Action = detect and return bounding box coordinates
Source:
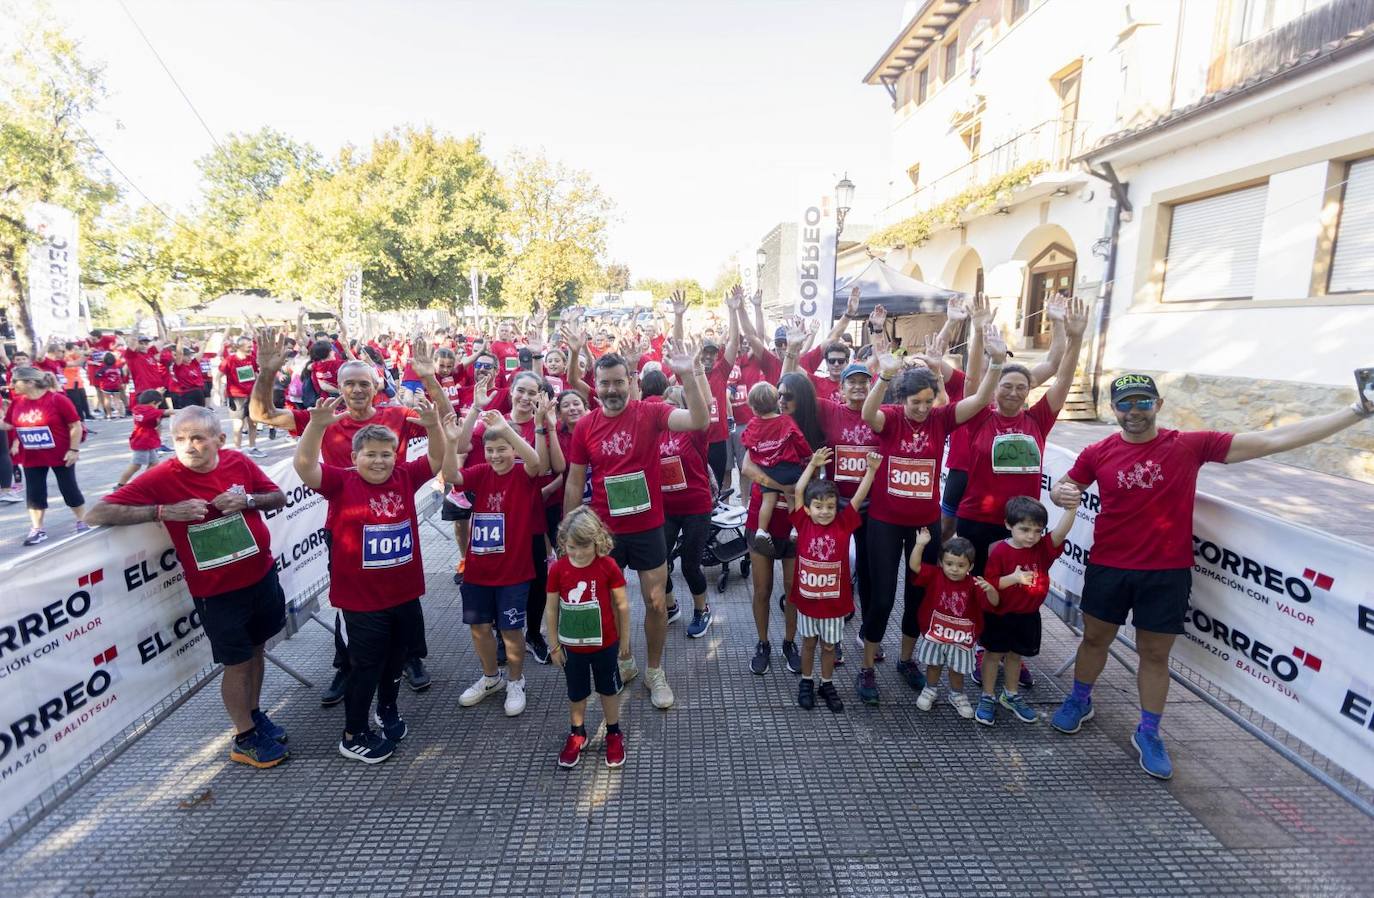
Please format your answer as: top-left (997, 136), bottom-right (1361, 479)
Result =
top-left (820, 677), bottom-right (832, 685)
top-left (571, 724), bottom-right (587, 738)
top-left (1002, 689), bottom-right (1018, 698)
top-left (234, 727), bottom-right (257, 745)
top-left (1071, 680), bottom-right (1094, 704)
top-left (1138, 710), bottom-right (1162, 737)
top-left (755, 528), bottom-right (768, 539)
top-left (606, 722), bottom-right (621, 735)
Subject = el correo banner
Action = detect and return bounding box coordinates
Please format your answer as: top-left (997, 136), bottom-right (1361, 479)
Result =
top-left (342, 266), bottom-right (364, 339)
top-left (25, 202), bottom-right (80, 348)
top-left (794, 187), bottom-right (836, 327)
top-left (1038, 443), bottom-right (1374, 791)
top-left (738, 244), bottom-right (758, 299)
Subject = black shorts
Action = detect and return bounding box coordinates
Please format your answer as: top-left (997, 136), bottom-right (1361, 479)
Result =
top-left (225, 395), bottom-right (252, 420)
top-left (1080, 564), bottom-right (1192, 635)
top-left (192, 567), bottom-right (287, 666)
top-left (611, 527), bottom-right (667, 572)
top-left (980, 610), bottom-right (1042, 656)
top-left (441, 494), bottom-right (474, 522)
top-left (759, 461), bottom-right (805, 494)
top-left (169, 389), bottom-right (205, 409)
top-left (564, 641), bottom-right (622, 703)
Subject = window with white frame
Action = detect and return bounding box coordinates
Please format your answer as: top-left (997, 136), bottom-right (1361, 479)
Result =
top-left (1162, 184), bottom-right (1268, 301)
top-left (1238, 0), bottom-right (1333, 43)
top-left (1329, 157), bottom-right (1374, 294)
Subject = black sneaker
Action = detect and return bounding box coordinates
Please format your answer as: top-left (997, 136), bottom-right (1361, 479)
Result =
top-left (338, 729), bottom-right (395, 765)
top-left (797, 678), bottom-right (815, 710)
top-left (895, 659), bottom-right (926, 692)
top-left (783, 640), bottom-right (801, 675)
top-left (750, 640), bottom-right (772, 675)
top-left (496, 629), bottom-right (507, 666)
top-left (818, 681), bottom-right (844, 713)
top-left (665, 603), bottom-right (682, 625)
top-left (402, 657), bottom-right (431, 691)
top-left (373, 706), bottom-right (409, 742)
top-left (320, 670), bottom-right (348, 707)
top-left (526, 632), bottom-right (551, 665)
top-left (833, 640), bottom-right (845, 668)
top-left (777, 593), bottom-right (787, 613)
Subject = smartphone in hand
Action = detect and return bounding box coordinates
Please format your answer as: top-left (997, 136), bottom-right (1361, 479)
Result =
top-left (1356, 368), bottom-right (1374, 409)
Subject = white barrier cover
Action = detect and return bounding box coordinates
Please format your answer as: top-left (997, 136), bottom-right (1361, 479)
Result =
top-left (0, 455), bottom-right (330, 821)
top-left (1038, 443), bottom-right (1374, 790)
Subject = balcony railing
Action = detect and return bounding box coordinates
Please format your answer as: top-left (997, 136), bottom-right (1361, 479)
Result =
top-left (879, 118), bottom-right (1093, 225)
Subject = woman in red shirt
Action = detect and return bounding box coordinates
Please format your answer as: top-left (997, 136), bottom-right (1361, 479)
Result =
top-left (2, 366), bottom-right (87, 545)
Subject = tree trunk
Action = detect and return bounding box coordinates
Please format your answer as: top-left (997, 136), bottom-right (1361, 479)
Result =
top-left (142, 295), bottom-right (169, 340)
top-left (1, 243), bottom-right (39, 355)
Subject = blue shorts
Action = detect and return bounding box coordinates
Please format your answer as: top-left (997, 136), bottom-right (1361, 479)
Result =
top-left (402, 379), bottom-right (424, 393)
top-left (461, 582), bottom-right (529, 630)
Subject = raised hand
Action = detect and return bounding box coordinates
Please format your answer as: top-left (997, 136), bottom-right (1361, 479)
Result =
top-left (809, 446), bottom-right (833, 468)
top-left (845, 285), bottom-right (861, 319)
top-left (415, 396), bottom-right (441, 430)
top-left (918, 333), bottom-right (947, 370)
top-left (984, 323), bottom-right (1008, 363)
top-left (970, 292), bottom-right (992, 327)
top-left (533, 392), bottom-right (554, 426)
top-left (472, 372), bottom-right (494, 410)
top-left (866, 450), bottom-right (883, 471)
top-left (1045, 292), bottom-right (1068, 322)
top-left (946, 295), bottom-right (968, 322)
top-left (479, 409), bottom-right (508, 433)
top-left (1065, 296), bottom-right (1090, 339)
top-left (559, 321), bottom-right (586, 351)
top-left (750, 288), bottom-right (763, 307)
top-left (670, 289), bottom-right (689, 317)
top-left (410, 334), bottom-right (437, 377)
top-left (663, 338), bottom-right (697, 377)
top-left (308, 395), bottom-right (348, 426)
top-left (441, 411), bottom-right (460, 444)
top-left (877, 352), bottom-right (901, 379)
top-left (914, 527), bottom-right (931, 547)
top-left (724, 284), bottom-right (743, 311)
top-left (871, 329), bottom-right (891, 356)
top-left (255, 325), bottom-right (287, 371)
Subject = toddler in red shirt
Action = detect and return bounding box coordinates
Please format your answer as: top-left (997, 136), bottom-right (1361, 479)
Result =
top-left (546, 507), bottom-right (632, 769)
top-left (908, 533), bottom-right (999, 719)
top-left (117, 390), bottom-right (170, 485)
top-left (975, 495), bottom-right (1077, 726)
top-left (740, 381), bottom-right (811, 554)
top-left (789, 446), bottom-right (881, 712)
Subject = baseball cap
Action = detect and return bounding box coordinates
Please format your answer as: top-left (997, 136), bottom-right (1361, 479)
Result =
top-left (701, 339), bottom-right (720, 351)
top-left (773, 326), bottom-right (788, 342)
top-left (840, 363), bottom-right (872, 382)
top-left (137, 335), bottom-right (151, 342)
top-left (1110, 373), bottom-right (1160, 403)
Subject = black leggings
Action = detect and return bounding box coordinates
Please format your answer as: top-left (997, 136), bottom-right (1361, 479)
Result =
top-left (707, 441), bottom-right (727, 491)
top-left (65, 388), bottom-right (93, 421)
top-left (0, 436), bottom-right (12, 490)
top-left (25, 464), bottom-right (84, 510)
top-left (863, 517), bottom-right (941, 644)
top-left (955, 517), bottom-right (1011, 577)
top-left (528, 533), bottom-right (549, 639)
top-left (664, 511), bottom-right (710, 599)
top-left (850, 510), bottom-right (872, 624)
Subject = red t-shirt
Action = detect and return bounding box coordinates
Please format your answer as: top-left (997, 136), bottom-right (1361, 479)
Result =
top-left (317, 457), bottom-right (433, 612)
top-left (914, 563), bottom-right (994, 645)
top-left (984, 537), bottom-right (1065, 615)
top-left (36, 357), bottom-right (65, 387)
top-left (219, 353), bottom-right (259, 398)
top-left (490, 340), bottom-right (521, 376)
top-left (788, 503), bottom-right (861, 619)
top-left (95, 365), bottom-right (125, 393)
top-left (169, 361), bottom-right (205, 394)
top-left (102, 451), bottom-right (279, 598)
top-left (311, 359), bottom-right (344, 395)
top-left (704, 356), bottom-right (730, 443)
top-left (568, 399), bottom-right (675, 534)
top-left (6, 392), bottom-right (79, 466)
top-left (740, 413), bottom-right (811, 468)
top-left (798, 345), bottom-right (842, 405)
top-left (458, 462), bottom-right (542, 585)
top-left (129, 404), bottom-right (164, 451)
top-left (816, 400), bottom-right (877, 499)
top-left (868, 404), bottom-right (959, 527)
top-left (654, 402), bottom-right (712, 516)
top-left (289, 406), bottom-right (426, 467)
top-left (727, 352), bottom-right (782, 426)
top-left (745, 482), bottom-right (792, 540)
top-left (472, 414), bottom-right (553, 526)
top-left (547, 554), bottom-right (627, 653)
top-left (125, 348), bottom-right (166, 394)
top-left (957, 396), bottom-right (1058, 525)
top-left (429, 373), bottom-right (463, 409)
top-left (1067, 429), bottom-right (1233, 570)
top-left (95, 334), bottom-right (119, 351)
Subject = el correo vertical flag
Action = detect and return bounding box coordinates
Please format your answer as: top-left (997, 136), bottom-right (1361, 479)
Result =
top-left (341, 265), bottom-right (364, 338)
top-left (794, 186), bottom-right (836, 328)
top-left (25, 202), bottom-right (80, 348)
top-left (738, 244), bottom-right (758, 298)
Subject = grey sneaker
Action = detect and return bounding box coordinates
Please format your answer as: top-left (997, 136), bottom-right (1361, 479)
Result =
top-left (645, 667), bottom-right (674, 709)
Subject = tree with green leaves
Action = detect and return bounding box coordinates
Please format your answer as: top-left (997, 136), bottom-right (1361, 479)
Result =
top-left (633, 277), bottom-right (706, 306)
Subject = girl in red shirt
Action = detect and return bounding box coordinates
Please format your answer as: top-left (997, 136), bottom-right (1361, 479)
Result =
top-left (546, 507), bottom-right (632, 769)
top-left (908, 531), bottom-right (999, 719)
top-left (740, 381), bottom-right (811, 554)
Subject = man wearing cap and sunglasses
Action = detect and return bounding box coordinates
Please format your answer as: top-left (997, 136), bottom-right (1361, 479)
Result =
top-left (783, 286), bottom-right (867, 405)
top-left (1050, 371), bottom-right (1374, 781)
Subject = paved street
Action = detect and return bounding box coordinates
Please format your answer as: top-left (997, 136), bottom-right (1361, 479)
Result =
top-left (2, 513), bottom-right (1371, 897)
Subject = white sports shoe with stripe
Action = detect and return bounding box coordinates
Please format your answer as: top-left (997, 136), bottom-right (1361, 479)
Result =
top-left (460, 673), bottom-right (505, 707)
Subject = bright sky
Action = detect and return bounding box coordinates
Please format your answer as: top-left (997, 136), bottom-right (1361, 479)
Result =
top-left (48, 0), bottom-right (902, 287)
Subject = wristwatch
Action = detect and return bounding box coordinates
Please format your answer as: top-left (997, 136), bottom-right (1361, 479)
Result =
top-left (246, 494), bottom-right (257, 509)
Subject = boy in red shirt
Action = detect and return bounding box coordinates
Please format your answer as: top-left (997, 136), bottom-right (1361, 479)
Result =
top-left (546, 507), bottom-right (632, 769)
top-left (908, 532), bottom-right (999, 719)
top-left (117, 390), bottom-right (171, 486)
top-left (294, 395), bottom-right (450, 764)
top-left (789, 446), bottom-right (880, 712)
top-left (976, 494), bottom-right (1078, 727)
top-left (740, 381), bottom-right (811, 554)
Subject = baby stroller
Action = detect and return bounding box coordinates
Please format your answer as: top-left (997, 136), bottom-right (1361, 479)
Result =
top-left (667, 488), bottom-right (751, 594)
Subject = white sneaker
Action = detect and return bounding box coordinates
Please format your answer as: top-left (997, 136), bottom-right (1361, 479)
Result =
top-left (459, 673), bottom-right (504, 707)
top-left (949, 692), bottom-right (974, 719)
top-left (645, 667), bottom-right (674, 709)
top-left (618, 654), bottom-right (639, 686)
top-left (0, 490), bottom-right (21, 504)
top-left (915, 686), bottom-right (937, 711)
top-left (504, 677), bottom-right (527, 716)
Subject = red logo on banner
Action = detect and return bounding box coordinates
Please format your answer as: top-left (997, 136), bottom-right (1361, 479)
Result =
top-left (1302, 569), bottom-right (1334, 591)
top-left (1292, 646), bottom-right (1322, 672)
top-left (92, 645), bottom-right (118, 666)
top-left (78, 569), bottom-right (104, 587)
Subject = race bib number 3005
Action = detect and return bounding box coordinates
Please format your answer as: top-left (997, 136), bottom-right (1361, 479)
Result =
top-left (887, 457), bottom-right (935, 500)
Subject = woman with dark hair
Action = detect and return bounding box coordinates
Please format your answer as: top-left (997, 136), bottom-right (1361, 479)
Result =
top-left (853, 333), bottom-right (1005, 709)
top-left (3, 366), bottom-right (87, 545)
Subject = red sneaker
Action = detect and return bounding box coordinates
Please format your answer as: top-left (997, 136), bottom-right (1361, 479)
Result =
top-left (605, 731), bottom-right (625, 768)
top-left (557, 732), bottom-right (586, 768)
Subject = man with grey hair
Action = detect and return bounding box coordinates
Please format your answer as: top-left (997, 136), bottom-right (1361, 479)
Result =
top-left (249, 327), bottom-right (454, 700)
top-left (87, 405), bottom-right (291, 769)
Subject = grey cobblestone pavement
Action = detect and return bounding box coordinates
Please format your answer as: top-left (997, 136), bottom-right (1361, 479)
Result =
top-left (4, 515), bottom-right (1373, 898)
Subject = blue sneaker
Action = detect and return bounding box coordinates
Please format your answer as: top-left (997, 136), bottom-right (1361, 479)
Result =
top-left (686, 606), bottom-right (712, 638)
top-left (974, 694), bottom-right (997, 727)
top-left (855, 667), bottom-right (879, 706)
top-left (1132, 729), bottom-right (1174, 780)
top-left (895, 660), bottom-right (926, 692)
top-left (250, 709), bottom-right (287, 744)
top-left (230, 730), bottom-right (288, 769)
top-left (999, 691), bottom-right (1038, 724)
top-left (1051, 695), bottom-right (1094, 734)
top-left (373, 705), bottom-right (409, 743)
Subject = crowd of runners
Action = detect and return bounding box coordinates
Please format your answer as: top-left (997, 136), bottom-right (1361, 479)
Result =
top-left (10, 286), bottom-right (1369, 779)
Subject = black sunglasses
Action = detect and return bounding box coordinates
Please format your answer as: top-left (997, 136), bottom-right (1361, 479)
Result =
top-left (825, 357), bottom-right (847, 365)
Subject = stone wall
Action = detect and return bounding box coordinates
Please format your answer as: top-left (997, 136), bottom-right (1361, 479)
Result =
top-left (1094, 369), bottom-right (1374, 484)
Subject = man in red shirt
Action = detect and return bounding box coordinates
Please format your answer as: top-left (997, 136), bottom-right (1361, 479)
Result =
top-left (564, 346), bottom-right (710, 710)
top-left (1050, 372), bottom-right (1374, 780)
top-left (125, 336), bottom-right (169, 400)
top-left (220, 336), bottom-right (266, 457)
top-left (724, 291), bottom-right (783, 499)
top-left (86, 406), bottom-right (290, 770)
top-left (784, 287), bottom-right (865, 405)
top-left (167, 342), bottom-right (208, 408)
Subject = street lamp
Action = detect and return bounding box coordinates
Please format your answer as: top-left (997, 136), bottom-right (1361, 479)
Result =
top-left (755, 248), bottom-right (767, 280)
top-left (835, 174), bottom-right (855, 237)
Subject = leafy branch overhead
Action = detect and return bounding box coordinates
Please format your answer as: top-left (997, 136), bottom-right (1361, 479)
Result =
top-left (867, 160), bottom-right (1050, 251)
